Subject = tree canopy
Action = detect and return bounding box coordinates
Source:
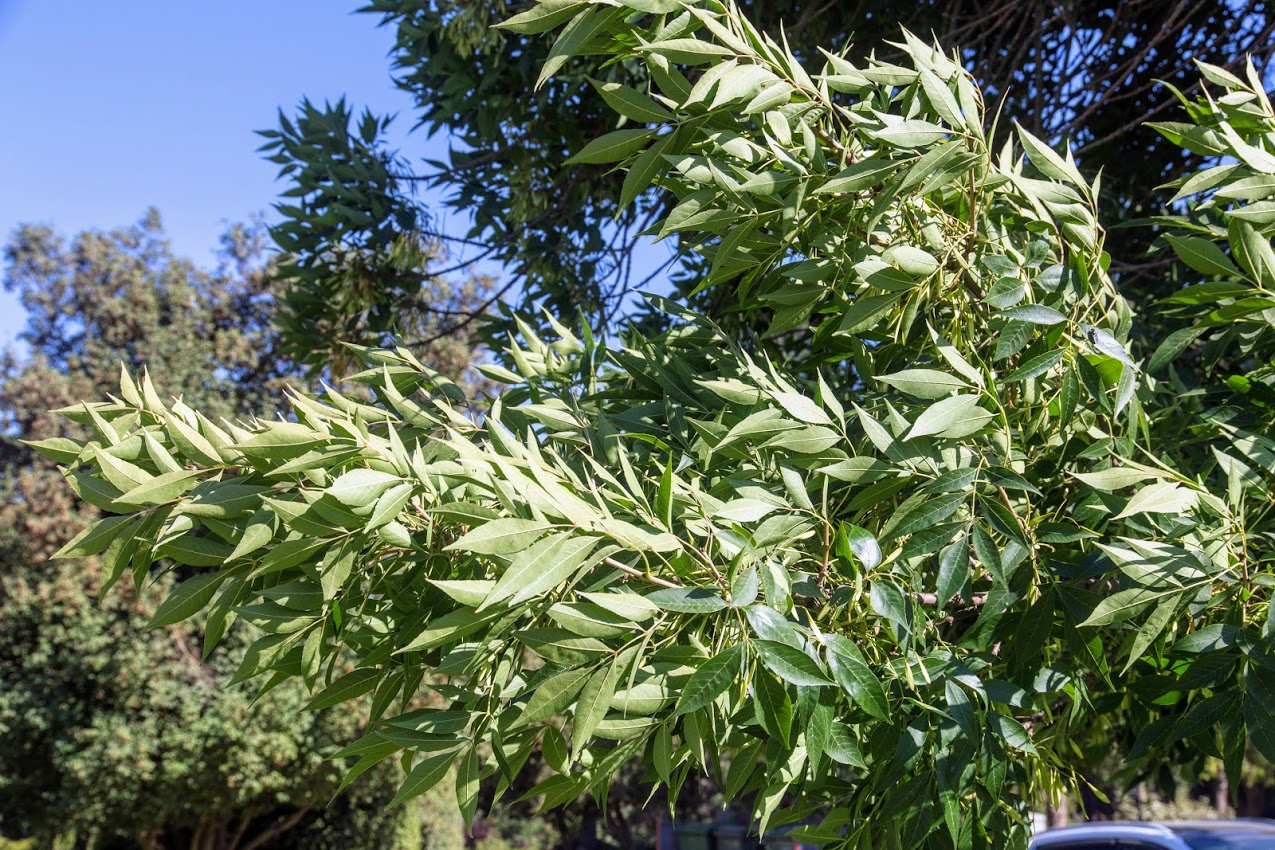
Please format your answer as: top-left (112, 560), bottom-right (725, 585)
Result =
top-left (263, 0), bottom-right (1273, 364)
top-left (0, 213), bottom-right (468, 850)
top-left (45, 3), bottom-right (1275, 849)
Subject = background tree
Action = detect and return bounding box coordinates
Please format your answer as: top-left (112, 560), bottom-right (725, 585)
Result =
top-left (258, 100), bottom-right (503, 373)
top-left (257, 0), bottom-right (1274, 366)
top-left (0, 212), bottom-right (474, 850)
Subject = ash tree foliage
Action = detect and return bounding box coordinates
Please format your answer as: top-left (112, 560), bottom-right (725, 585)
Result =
top-left (267, 0), bottom-right (1272, 357)
top-left (44, 3), bottom-right (1275, 849)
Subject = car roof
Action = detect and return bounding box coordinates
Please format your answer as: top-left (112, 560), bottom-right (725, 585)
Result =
top-left (1168, 819), bottom-right (1275, 835)
top-left (1031, 820), bottom-right (1275, 850)
top-left (1031, 822), bottom-right (1179, 847)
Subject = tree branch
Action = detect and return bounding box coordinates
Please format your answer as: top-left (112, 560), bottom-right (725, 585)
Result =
top-left (239, 807), bottom-right (313, 850)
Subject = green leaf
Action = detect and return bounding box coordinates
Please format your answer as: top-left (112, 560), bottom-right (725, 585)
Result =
top-left (1001, 350), bottom-right (1064, 384)
top-left (744, 605), bottom-right (800, 646)
top-left (573, 660), bottom-right (623, 756)
top-left (1000, 305), bottom-right (1066, 325)
top-left (224, 509), bottom-right (273, 561)
top-left (714, 498), bottom-right (780, 523)
top-left (1081, 587), bottom-right (1164, 627)
top-left (446, 518), bottom-right (554, 556)
top-left (825, 722), bottom-right (867, 768)
top-left (456, 747), bottom-right (480, 824)
top-left (1230, 219), bottom-right (1275, 287)
top-left (94, 449), bottom-right (151, 492)
top-left (985, 277), bottom-right (1027, 309)
top-left (328, 468), bottom-right (401, 508)
top-left (567, 129), bottom-right (654, 165)
top-left (149, 573), bottom-right (223, 627)
top-left (579, 591), bottom-right (660, 622)
top-left (825, 637), bottom-right (889, 720)
top-left (889, 492), bottom-right (965, 538)
top-left (229, 632), bottom-right (296, 685)
top-left (1148, 326), bottom-right (1204, 372)
top-left (1070, 467), bottom-right (1159, 492)
top-left (590, 77), bottom-right (672, 123)
top-left (839, 523), bottom-right (881, 570)
top-left (876, 369), bottom-right (969, 399)
top-left (115, 468), bottom-right (205, 506)
top-left (772, 392), bottom-right (833, 426)
top-left (1015, 123), bottom-right (1082, 185)
top-left (676, 645), bottom-right (744, 714)
top-left (753, 670), bottom-right (792, 746)
top-left (936, 541), bottom-right (969, 606)
top-left (1088, 327), bottom-right (1136, 369)
top-left (1247, 698), bottom-right (1275, 765)
top-left (870, 580), bottom-right (912, 643)
top-left (306, 667), bottom-right (381, 711)
top-left (516, 666), bottom-right (592, 728)
top-left (390, 751), bottom-right (460, 808)
top-left (994, 320), bottom-right (1033, 361)
top-left (430, 579), bottom-right (496, 608)
top-left (538, 5), bottom-right (624, 86)
top-left (919, 68), bottom-right (965, 128)
top-left (236, 421), bottom-right (328, 459)
top-left (817, 457), bottom-right (893, 483)
top-left (730, 564), bottom-right (759, 607)
top-left (53, 514), bottom-right (136, 559)
top-left (905, 394), bottom-right (992, 440)
top-left (756, 640), bottom-right (833, 687)
top-left (545, 601), bottom-right (634, 642)
top-left (334, 737), bottom-right (401, 792)
top-left (838, 294), bottom-right (900, 334)
top-left (869, 120), bottom-right (948, 148)
top-left (815, 157), bottom-right (901, 194)
top-left (396, 608), bottom-right (500, 654)
top-left (1124, 597), bottom-right (1181, 674)
top-left (989, 713), bottom-right (1037, 755)
top-left (481, 533), bottom-right (598, 609)
top-left (887, 246), bottom-right (940, 277)
top-left (23, 436), bottom-right (85, 464)
top-left (1115, 482), bottom-right (1198, 519)
top-left (1175, 624), bottom-right (1240, 654)
top-left (158, 534), bottom-right (234, 567)
top-left (764, 425), bottom-right (841, 454)
top-left (320, 536), bottom-right (359, 601)
top-left (1165, 234), bottom-right (1241, 278)
top-left (646, 587), bottom-right (727, 614)
top-left (367, 482), bottom-right (414, 530)
top-left (636, 38), bottom-right (735, 65)
top-left (620, 132), bottom-right (674, 209)
top-left (183, 482), bottom-right (270, 519)
top-left (496, 0), bottom-right (587, 35)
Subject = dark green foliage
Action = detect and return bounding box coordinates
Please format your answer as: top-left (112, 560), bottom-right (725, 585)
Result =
top-left (257, 99), bottom-right (502, 373)
top-left (261, 0), bottom-right (1272, 353)
top-left (0, 213), bottom-right (453, 849)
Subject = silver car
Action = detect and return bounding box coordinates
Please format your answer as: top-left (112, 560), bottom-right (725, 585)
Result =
top-left (1030, 820), bottom-right (1275, 850)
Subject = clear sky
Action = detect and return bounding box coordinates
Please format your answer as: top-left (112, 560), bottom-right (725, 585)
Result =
top-left (0, 1), bottom-right (458, 349)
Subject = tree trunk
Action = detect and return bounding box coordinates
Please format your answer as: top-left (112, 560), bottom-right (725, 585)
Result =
top-left (1046, 799), bottom-right (1068, 828)
top-left (239, 806), bottom-right (313, 850)
top-left (1215, 770), bottom-right (1231, 816)
top-left (576, 799), bottom-right (601, 850)
top-left (1239, 783), bottom-right (1266, 818)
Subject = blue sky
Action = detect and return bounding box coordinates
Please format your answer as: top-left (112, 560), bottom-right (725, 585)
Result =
top-left (0, 1), bottom-right (461, 349)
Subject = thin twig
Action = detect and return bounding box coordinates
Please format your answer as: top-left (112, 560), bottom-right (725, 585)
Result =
top-left (603, 556), bottom-right (681, 589)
